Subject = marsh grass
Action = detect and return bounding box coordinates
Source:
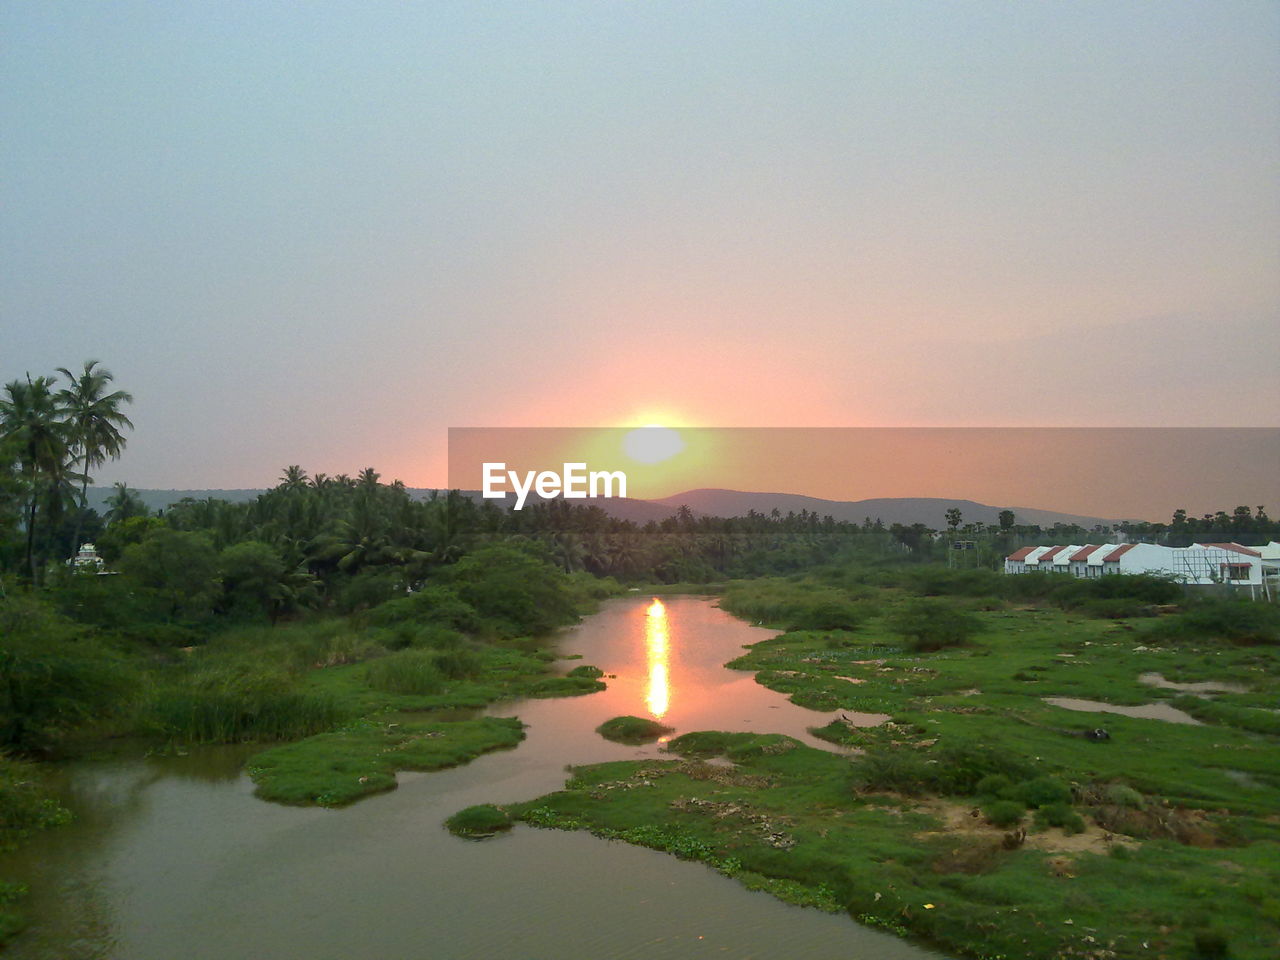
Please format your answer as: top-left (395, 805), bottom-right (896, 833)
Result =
top-left (143, 668), bottom-right (349, 743)
top-left (248, 716), bottom-right (525, 806)
top-left (364, 650), bottom-right (445, 695)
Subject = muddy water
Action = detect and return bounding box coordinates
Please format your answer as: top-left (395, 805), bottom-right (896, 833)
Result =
top-left (1043, 696), bottom-right (1203, 725)
top-left (2, 596), bottom-right (941, 960)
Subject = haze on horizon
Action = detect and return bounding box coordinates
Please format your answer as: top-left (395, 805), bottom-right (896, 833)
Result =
top-left (3, 2), bottom-right (1278, 491)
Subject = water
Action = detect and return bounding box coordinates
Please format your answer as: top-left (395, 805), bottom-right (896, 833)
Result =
top-left (1137, 672), bottom-right (1247, 695)
top-left (1043, 696), bottom-right (1203, 725)
top-left (2, 596), bottom-right (941, 960)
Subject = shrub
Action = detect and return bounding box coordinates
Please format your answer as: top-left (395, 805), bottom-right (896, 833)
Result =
top-left (438, 544), bottom-right (580, 637)
top-left (974, 774), bottom-right (1014, 798)
top-left (567, 664), bottom-right (604, 679)
top-left (366, 585), bottom-right (480, 633)
top-left (930, 741), bottom-right (1039, 795)
top-left (1105, 784), bottom-right (1146, 809)
top-left (907, 567), bottom-right (1004, 597)
top-left (786, 600), bottom-right (866, 632)
top-left (364, 650), bottom-right (445, 695)
top-left (885, 599), bottom-right (982, 652)
top-left (981, 800), bottom-right (1025, 827)
top-left (1034, 802), bottom-right (1085, 834)
top-left (445, 804), bottom-right (512, 838)
top-left (1075, 598), bottom-right (1154, 619)
top-left (1013, 776), bottom-right (1073, 809)
top-left (1160, 598), bottom-right (1280, 646)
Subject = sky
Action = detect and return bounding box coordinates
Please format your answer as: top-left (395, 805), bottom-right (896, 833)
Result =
top-left (2, 2), bottom-right (1278, 506)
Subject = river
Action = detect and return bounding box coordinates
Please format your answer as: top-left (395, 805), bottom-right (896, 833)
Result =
top-left (3, 595), bottom-right (945, 960)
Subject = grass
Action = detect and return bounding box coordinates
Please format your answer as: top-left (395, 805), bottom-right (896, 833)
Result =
top-left (596, 715), bottom-right (674, 744)
top-left (247, 716), bottom-right (526, 806)
top-left (445, 803), bottom-right (513, 838)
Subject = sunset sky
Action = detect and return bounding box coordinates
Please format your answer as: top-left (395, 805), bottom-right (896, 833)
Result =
top-left (3, 2), bottom-right (1278, 509)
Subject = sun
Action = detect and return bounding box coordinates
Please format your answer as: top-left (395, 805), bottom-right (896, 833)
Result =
top-left (622, 425), bottom-right (685, 464)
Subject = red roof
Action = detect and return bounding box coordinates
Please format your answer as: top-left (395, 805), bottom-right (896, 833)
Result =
top-left (1037, 546), bottom-right (1066, 563)
top-left (1102, 544), bottom-right (1137, 562)
top-left (1204, 542), bottom-right (1262, 558)
top-left (1006, 546), bottom-right (1036, 561)
top-left (1070, 545), bottom-right (1098, 562)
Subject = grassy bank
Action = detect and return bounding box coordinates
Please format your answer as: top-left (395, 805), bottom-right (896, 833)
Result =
top-left (481, 571), bottom-right (1280, 960)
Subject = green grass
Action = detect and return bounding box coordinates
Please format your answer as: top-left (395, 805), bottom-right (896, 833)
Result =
top-left (247, 716), bottom-right (526, 806)
top-left (445, 803), bottom-right (513, 838)
top-left (506, 730), bottom-right (1280, 960)
top-left (596, 715), bottom-right (674, 744)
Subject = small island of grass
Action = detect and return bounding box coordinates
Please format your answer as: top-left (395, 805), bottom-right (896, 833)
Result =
top-left (596, 715), bottom-right (674, 744)
top-left (445, 804), bottom-right (513, 838)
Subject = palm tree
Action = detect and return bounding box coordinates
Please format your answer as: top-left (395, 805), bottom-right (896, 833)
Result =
top-left (104, 481), bottom-right (148, 524)
top-left (56, 361), bottom-right (133, 558)
top-left (0, 375), bottom-right (72, 579)
top-left (279, 465), bottom-right (308, 491)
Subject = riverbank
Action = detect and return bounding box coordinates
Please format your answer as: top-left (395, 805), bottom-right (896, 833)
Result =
top-left (493, 575), bottom-right (1280, 960)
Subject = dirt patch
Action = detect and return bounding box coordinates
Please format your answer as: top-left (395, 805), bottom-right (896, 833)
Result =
top-left (912, 798), bottom-right (1138, 856)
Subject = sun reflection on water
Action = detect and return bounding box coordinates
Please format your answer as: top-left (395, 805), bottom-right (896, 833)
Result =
top-left (645, 598), bottom-right (670, 719)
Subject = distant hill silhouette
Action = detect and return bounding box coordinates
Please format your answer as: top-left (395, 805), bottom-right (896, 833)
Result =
top-left (86, 486), bottom-right (1119, 528)
top-left (649, 489), bottom-right (1117, 529)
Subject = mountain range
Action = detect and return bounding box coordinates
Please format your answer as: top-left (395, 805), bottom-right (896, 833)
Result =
top-left (84, 487), bottom-right (1121, 529)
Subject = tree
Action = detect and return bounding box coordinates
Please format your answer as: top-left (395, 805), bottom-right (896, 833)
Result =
top-left (55, 361), bottom-right (133, 559)
top-left (887, 598), bottom-right (982, 652)
top-left (945, 507), bottom-right (963, 532)
top-left (0, 376), bottom-right (71, 580)
top-left (998, 510), bottom-right (1015, 531)
top-left (104, 482), bottom-right (148, 524)
top-left (119, 528), bottom-right (219, 618)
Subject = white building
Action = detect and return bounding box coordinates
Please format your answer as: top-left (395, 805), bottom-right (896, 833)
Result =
top-left (1004, 541), bottom-right (1278, 598)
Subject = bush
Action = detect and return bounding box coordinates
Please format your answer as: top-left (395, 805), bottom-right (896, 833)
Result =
top-left (885, 599), bottom-right (983, 652)
top-left (366, 585), bottom-right (479, 633)
top-left (974, 774), bottom-right (1014, 798)
top-left (1034, 802), bottom-right (1085, 834)
top-left (907, 567), bottom-right (1004, 597)
top-left (438, 545), bottom-right (579, 637)
top-left (786, 600), bottom-right (866, 632)
top-left (0, 597), bottom-right (137, 752)
top-left (445, 804), bottom-right (513, 838)
top-left (364, 650), bottom-right (445, 695)
top-left (1156, 598), bottom-right (1280, 646)
top-left (1013, 776), bottom-right (1073, 809)
top-left (1075, 598), bottom-right (1155, 619)
top-left (1105, 784), bottom-right (1146, 809)
top-left (567, 664), bottom-right (603, 679)
top-left (981, 799), bottom-right (1025, 827)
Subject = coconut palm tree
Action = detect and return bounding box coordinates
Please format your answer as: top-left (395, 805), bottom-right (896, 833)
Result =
top-left (56, 361), bottom-right (133, 558)
top-left (0, 375), bottom-right (72, 579)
